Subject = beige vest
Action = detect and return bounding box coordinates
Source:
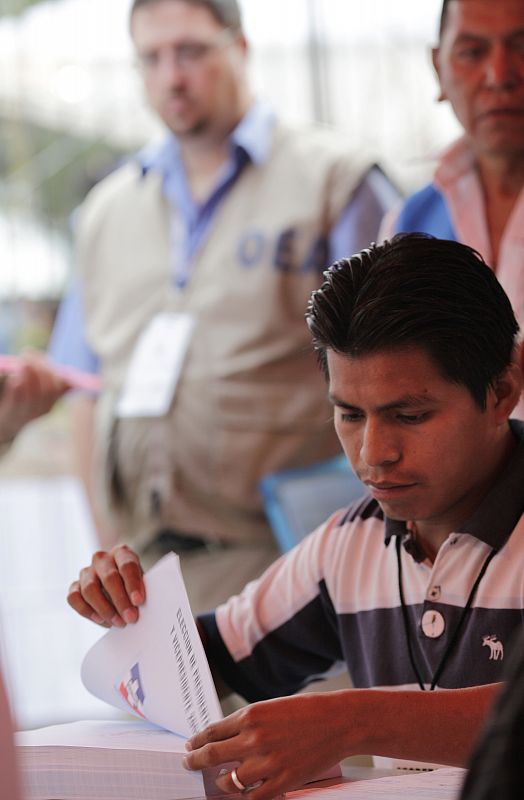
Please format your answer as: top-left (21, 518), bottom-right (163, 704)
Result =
top-left (78, 123), bottom-right (369, 551)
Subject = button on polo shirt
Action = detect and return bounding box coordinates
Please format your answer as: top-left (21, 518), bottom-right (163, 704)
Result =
top-left (421, 609), bottom-right (446, 638)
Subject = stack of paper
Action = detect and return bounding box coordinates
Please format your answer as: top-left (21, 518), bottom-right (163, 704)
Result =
top-left (15, 554), bottom-right (340, 799)
top-left (289, 767), bottom-right (465, 800)
top-left (16, 718), bottom-right (222, 800)
top-left (16, 554), bottom-right (225, 799)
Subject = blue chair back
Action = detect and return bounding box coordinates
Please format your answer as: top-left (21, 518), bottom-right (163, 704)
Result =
top-left (259, 454), bottom-right (367, 552)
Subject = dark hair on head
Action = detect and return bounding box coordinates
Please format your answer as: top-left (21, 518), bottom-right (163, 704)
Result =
top-left (130, 0), bottom-right (242, 32)
top-left (306, 233), bottom-right (519, 410)
top-left (439, 0), bottom-right (452, 37)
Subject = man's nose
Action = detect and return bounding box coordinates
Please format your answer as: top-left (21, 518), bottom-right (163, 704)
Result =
top-left (484, 42), bottom-right (521, 91)
top-left (360, 420), bottom-right (401, 467)
top-left (149, 50), bottom-right (187, 88)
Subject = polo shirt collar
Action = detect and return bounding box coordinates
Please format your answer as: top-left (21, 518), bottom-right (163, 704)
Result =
top-left (384, 419), bottom-right (524, 556)
top-left (136, 99), bottom-right (276, 178)
top-left (230, 100), bottom-right (276, 166)
top-left (433, 135), bottom-right (477, 190)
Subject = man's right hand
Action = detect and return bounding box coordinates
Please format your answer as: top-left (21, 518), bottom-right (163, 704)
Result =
top-left (67, 545), bottom-right (146, 627)
top-left (0, 354), bottom-right (71, 447)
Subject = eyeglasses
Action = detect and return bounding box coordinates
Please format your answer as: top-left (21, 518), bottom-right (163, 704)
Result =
top-left (136, 28), bottom-right (235, 74)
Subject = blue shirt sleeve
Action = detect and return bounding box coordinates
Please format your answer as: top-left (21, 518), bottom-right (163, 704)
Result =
top-left (48, 278), bottom-right (100, 375)
top-left (329, 166), bottom-right (402, 262)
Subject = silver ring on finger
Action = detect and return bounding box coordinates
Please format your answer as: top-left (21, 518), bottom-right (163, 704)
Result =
top-left (231, 769), bottom-right (247, 792)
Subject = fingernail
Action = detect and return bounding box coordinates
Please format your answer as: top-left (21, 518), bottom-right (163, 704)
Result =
top-left (111, 615), bottom-right (125, 627)
top-left (182, 757), bottom-right (190, 770)
top-left (184, 741), bottom-right (192, 752)
top-left (123, 608), bottom-right (138, 624)
top-left (91, 613), bottom-right (104, 625)
top-left (131, 591), bottom-right (143, 605)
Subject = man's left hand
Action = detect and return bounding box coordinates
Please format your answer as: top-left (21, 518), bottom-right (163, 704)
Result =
top-left (183, 692), bottom-right (349, 800)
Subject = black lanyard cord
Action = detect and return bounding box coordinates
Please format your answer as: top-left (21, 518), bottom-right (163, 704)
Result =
top-left (396, 535), bottom-right (498, 691)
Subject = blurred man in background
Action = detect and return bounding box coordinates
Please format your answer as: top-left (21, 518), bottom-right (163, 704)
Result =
top-left (50, 0), bottom-right (396, 611)
top-left (382, 0), bottom-right (524, 416)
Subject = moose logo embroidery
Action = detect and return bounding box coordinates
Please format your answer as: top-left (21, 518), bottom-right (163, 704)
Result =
top-left (482, 635), bottom-right (504, 661)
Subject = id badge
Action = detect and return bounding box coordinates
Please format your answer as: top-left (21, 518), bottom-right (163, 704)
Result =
top-left (116, 312), bottom-right (195, 418)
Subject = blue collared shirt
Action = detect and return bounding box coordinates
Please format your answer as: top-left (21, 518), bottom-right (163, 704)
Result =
top-left (49, 103), bottom-right (398, 374)
top-left (142, 102), bottom-right (277, 290)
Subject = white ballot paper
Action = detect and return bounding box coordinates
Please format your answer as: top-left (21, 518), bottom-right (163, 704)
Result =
top-left (81, 552), bottom-right (222, 737)
top-left (17, 553), bottom-right (341, 799)
top-left (116, 312), bottom-right (195, 418)
top-left (17, 719), bottom-right (215, 800)
top-left (288, 767), bottom-right (465, 800)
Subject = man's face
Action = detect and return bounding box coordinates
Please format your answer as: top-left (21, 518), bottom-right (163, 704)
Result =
top-left (328, 346), bottom-right (504, 529)
top-left (131, 0), bottom-right (248, 138)
top-left (433, 0), bottom-right (524, 161)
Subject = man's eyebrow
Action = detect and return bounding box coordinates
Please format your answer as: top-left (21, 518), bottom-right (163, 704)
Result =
top-left (452, 28), bottom-right (524, 45)
top-left (328, 393), bottom-right (439, 412)
top-left (452, 32), bottom-right (487, 43)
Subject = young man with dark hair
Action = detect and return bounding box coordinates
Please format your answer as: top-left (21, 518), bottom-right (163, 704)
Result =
top-left (382, 0), bottom-right (524, 419)
top-left (68, 235), bottom-right (524, 797)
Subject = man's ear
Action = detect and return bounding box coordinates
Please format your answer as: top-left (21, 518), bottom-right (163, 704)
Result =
top-left (238, 33), bottom-right (248, 55)
top-left (230, 32), bottom-right (248, 73)
top-left (490, 361), bottom-right (523, 422)
top-left (431, 46), bottom-right (446, 102)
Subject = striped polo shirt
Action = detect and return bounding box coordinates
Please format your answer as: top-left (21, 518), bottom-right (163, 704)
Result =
top-left (199, 420), bottom-right (524, 699)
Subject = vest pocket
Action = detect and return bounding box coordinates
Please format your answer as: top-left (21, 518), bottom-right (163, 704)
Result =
top-left (210, 380), bottom-right (339, 510)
